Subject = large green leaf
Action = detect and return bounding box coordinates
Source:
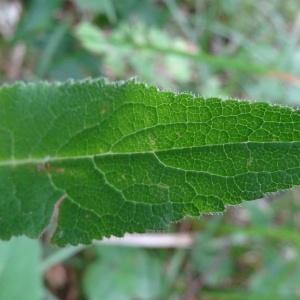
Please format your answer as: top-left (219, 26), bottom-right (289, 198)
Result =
top-left (1, 79), bottom-right (300, 245)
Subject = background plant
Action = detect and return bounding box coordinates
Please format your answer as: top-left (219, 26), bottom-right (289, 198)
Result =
top-left (1, 0), bottom-right (300, 299)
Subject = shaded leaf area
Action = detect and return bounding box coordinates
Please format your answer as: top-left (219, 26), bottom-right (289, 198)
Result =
top-left (1, 79), bottom-right (300, 245)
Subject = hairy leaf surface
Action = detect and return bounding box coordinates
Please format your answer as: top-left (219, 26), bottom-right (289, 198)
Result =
top-left (0, 79), bottom-right (300, 245)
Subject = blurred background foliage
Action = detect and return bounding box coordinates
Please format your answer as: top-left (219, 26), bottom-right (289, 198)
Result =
top-left (1, 0), bottom-right (300, 299)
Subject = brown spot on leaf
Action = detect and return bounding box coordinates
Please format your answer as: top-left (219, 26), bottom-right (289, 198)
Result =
top-left (55, 167), bottom-right (65, 174)
top-left (37, 162), bottom-right (51, 172)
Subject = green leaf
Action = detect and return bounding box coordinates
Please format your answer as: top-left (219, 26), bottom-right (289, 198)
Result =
top-left (1, 79), bottom-right (300, 245)
top-left (0, 236), bottom-right (43, 300)
top-left (83, 246), bottom-right (164, 300)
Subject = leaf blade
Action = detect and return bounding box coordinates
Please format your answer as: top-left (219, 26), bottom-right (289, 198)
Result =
top-left (1, 79), bottom-right (300, 245)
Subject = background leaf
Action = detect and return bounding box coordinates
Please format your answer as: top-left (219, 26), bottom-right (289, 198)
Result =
top-left (83, 246), bottom-right (164, 300)
top-left (0, 236), bottom-right (43, 300)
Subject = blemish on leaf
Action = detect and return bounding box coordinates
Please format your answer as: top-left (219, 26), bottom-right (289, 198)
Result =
top-left (36, 162), bottom-right (51, 173)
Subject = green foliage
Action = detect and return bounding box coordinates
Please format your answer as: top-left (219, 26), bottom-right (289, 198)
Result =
top-left (1, 79), bottom-right (300, 245)
top-left (83, 246), bottom-right (164, 300)
top-left (0, 237), bottom-right (42, 300)
top-left (75, 21), bottom-right (268, 84)
top-left (2, 0), bottom-right (300, 298)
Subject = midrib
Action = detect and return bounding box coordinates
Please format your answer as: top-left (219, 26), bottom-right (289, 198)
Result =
top-left (0, 140), bottom-right (298, 168)
top-left (0, 154), bottom-right (95, 167)
top-left (0, 151), bottom-right (156, 167)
